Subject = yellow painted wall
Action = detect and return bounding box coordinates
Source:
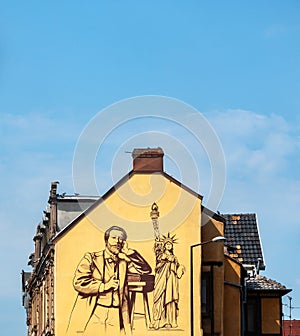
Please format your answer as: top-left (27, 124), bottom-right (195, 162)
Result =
top-left (201, 215), bottom-right (225, 336)
top-left (223, 257), bottom-right (242, 336)
top-left (224, 256), bottom-right (241, 284)
top-left (261, 297), bottom-right (281, 334)
top-left (213, 266), bottom-right (224, 335)
top-left (54, 173), bottom-right (202, 336)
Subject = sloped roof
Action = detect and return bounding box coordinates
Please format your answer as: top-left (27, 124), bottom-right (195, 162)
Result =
top-left (247, 275), bottom-right (291, 293)
top-left (222, 213), bottom-right (265, 269)
top-left (56, 195), bottom-right (99, 231)
top-left (53, 170), bottom-right (203, 242)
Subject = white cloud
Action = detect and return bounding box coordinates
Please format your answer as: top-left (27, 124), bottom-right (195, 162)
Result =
top-left (208, 109), bottom-right (300, 183)
top-left (0, 111), bottom-right (82, 149)
top-left (206, 109), bottom-right (300, 317)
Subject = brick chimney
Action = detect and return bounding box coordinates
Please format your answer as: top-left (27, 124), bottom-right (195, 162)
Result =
top-left (132, 147), bottom-right (164, 173)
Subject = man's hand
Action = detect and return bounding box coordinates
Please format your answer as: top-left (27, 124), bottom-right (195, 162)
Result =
top-left (118, 241), bottom-right (134, 261)
top-left (121, 241), bottom-right (130, 255)
top-left (104, 275), bottom-right (119, 291)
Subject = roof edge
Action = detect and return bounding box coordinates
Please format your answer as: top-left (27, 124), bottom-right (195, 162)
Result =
top-left (53, 170), bottom-right (203, 242)
top-left (202, 206), bottom-right (226, 223)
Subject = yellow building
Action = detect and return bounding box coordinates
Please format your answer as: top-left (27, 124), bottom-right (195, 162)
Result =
top-left (22, 148), bottom-right (291, 336)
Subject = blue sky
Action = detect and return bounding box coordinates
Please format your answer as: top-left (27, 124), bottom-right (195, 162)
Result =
top-left (1, 1), bottom-right (300, 334)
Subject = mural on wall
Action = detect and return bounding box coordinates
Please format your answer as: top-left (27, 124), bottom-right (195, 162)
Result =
top-left (66, 203), bottom-right (186, 335)
top-left (66, 225), bottom-right (152, 336)
top-left (152, 232), bottom-right (185, 330)
top-left (150, 203), bottom-right (186, 330)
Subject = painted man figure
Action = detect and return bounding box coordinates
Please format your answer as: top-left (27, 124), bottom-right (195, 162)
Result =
top-left (67, 226), bottom-right (152, 336)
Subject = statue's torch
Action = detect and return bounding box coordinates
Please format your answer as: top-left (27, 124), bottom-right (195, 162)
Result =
top-left (150, 202), bottom-right (160, 240)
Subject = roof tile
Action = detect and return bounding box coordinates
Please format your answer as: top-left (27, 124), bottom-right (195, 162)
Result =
top-left (222, 213), bottom-right (265, 268)
top-left (247, 275), bottom-right (289, 291)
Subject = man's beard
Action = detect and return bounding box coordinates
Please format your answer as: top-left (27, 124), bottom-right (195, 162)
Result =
top-left (107, 242), bottom-right (122, 255)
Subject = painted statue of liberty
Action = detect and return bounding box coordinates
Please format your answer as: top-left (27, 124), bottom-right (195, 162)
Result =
top-left (152, 232), bottom-right (185, 329)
